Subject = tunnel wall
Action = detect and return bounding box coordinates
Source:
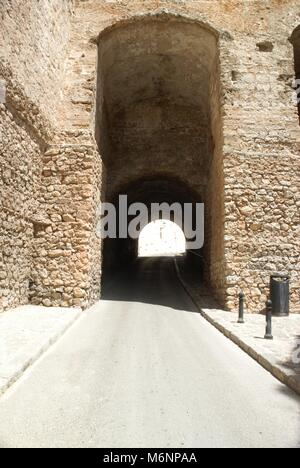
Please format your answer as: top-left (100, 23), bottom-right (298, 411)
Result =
top-left (96, 18), bottom-right (216, 200)
top-left (105, 103), bottom-right (208, 201)
top-left (202, 47), bottom-right (225, 306)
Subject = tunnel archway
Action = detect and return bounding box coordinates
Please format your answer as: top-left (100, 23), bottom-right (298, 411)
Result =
top-left (96, 14), bottom-right (225, 303)
top-left (101, 174), bottom-right (204, 283)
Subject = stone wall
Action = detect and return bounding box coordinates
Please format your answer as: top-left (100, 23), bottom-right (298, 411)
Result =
top-left (0, 1), bottom-right (74, 311)
top-left (61, 0), bottom-right (298, 312)
top-left (0, 0), bottom-right (74, 126)
top-left (1, 0), bottom-right (299, 313)
top-left (221, 17), bottom-right (300, 312)
top-left (30, 144), bottom-right (102, 308)
top-left (205, 51), bottom-right (225, 306)
top-left (0, 98), bottom-right (41, 310)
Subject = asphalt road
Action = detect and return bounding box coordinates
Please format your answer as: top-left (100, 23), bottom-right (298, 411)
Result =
top-left (0, 257), bottom-right (299, 448)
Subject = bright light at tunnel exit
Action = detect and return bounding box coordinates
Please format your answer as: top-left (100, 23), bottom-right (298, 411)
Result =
top-left (138, 220), bottom-right (186, 257)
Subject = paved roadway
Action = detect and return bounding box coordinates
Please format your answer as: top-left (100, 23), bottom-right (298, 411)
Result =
top-left (0, 257), bottom-right (299, 448)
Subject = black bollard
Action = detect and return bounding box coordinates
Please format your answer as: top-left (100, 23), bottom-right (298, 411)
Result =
top-left (238, 291), bottom-right (245, 324)
top-left (264, 299), bottom-right (273, 340)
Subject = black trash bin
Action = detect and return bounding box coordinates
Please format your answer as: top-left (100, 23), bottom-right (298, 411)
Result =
top-left (270, 274), bottom-right (290, 317)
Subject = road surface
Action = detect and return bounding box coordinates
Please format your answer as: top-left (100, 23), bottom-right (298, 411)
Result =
top-left (0, 257), bottom-right (299, 448)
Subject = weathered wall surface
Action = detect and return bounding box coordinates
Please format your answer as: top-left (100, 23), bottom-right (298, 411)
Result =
top-left (59, 0), bottom-right (299, 312)
top-left (221, 17), bottom-right (300, 312)
top-left (1, 0), bottom-right (299, 313)
top-left (30, 144), bottom-right (102, 308)
top-left (96, 18), bottom-right (216, 201)
top-left (0, 0), bottom-right (74, 310)
top-left (0, 98), bottom-right (42, 310)
top-left (0, 0), bottom-right (74, 126)
top-left (105, 104), bottom-right (208, 201)
top-left (205, 55), bottom-right (225, 306)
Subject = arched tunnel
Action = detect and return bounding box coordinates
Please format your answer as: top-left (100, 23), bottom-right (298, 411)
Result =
top-left (101, 176), bottom-right (205, 288)
top-left (96, 15), bottom-right (224, 303)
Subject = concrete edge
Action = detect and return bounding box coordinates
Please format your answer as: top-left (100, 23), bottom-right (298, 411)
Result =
top-left (0, 308), bottom-right (83, 397)
top-left (174, 259), bottom-right (300, 397)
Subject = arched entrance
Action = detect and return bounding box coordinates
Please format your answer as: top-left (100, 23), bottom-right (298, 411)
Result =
top-left (96, 14), bottom-right (224, 303)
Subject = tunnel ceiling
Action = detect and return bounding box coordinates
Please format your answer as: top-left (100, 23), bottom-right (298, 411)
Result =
top-left (98, 18), bottom-right (217, 120)
top-left (97, 16), bottom-right (219, 202)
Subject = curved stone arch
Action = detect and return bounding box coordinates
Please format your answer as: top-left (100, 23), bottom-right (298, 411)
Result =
top-left (102, 172), bottom-right (206, 280)
top-left (106, 173), bottom-right (203, 243)
top-left (95, 12), bottom-right (222, 164)
top-left (94, 10), bottom-right (222, 45)
top-left (109, 173), bottom-right (204, 205)
top-left (93, 10), bottom-right (223, 143)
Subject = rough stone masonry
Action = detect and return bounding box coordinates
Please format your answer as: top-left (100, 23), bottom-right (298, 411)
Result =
top-left (0, 0), bottom-right (299, 313)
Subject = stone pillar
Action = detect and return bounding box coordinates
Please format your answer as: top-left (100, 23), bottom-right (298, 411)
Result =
top-left (31, 143), bottom-right (102, 309)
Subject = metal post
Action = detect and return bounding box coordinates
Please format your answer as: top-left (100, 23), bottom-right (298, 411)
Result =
top-left (264, 299), bottom-right (273, 340)
top-left (238, 291), bottom-right (245, 324)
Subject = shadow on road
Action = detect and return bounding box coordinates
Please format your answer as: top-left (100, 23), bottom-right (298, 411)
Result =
top-left (102, 256), bottom-right (199, 313)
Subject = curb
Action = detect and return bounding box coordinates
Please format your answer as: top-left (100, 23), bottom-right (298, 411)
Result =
top-left (174, 259), bottom-right (300, 397)
top-left (0, 308), bottom-right (83, 397)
